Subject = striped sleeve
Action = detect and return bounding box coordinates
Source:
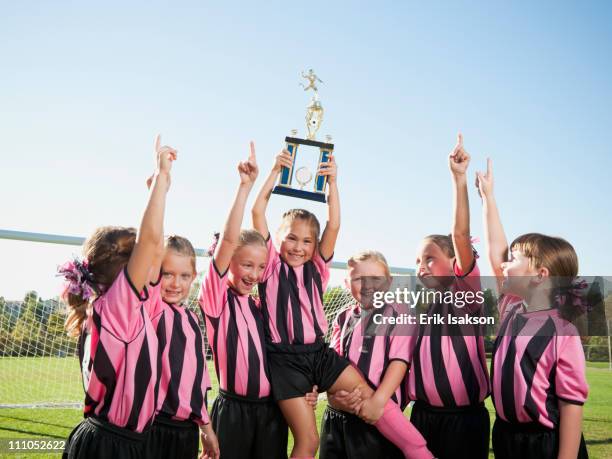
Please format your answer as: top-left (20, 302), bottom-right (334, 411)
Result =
top-left (97, 267), bottom-right (149, 342)
top-left (262, 236), bottom-right (280, 281)
top-left (143, 273), bottom-right (163, 319)
top-left (452, 259), bottom-right (482, 314)
top-left (312, 249), bottom-right (333, 291)
top-left (199, 260), bottom-right (228, 318)
top-left (330, 308), bottom-right (348, 355)
top-left (555, 334), bottom-right (588, 405)
top-left (387, 330), bottom-right (413, 366)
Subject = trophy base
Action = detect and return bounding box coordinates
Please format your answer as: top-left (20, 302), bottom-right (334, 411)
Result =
top-left (272, 186), bottom-right (327, 203)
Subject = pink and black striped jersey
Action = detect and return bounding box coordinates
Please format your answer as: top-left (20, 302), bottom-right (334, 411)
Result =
top-left (78, 268), bottom-right (159, 433)
top-left (330, 303), bottom-right (413, 410)
top-left (491, 294), bottom-right (588, 428)
top-left (198, 260), bottom-right (271, 399)
top-left (258, 237), bottom-right (332, 345)
top-left (407, 261), bottom-right (490, 407)
top-left (146, 281), bottom-right (211, 426)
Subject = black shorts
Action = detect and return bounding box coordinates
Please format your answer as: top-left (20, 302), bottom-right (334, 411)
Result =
top-left (63, 417), bottom-right (146, 459)
top-left (144, 415), bottom-right (199, 459)
top-left (266, 341), bottom-right (350, 401)
top-left (319, 406), bottom-right (403, 459)
top-left (492, 416), bottom-right (588, 459)
top-left (211, 390), bottom-right (288, 459)
top-left (410, 400), bottom-right (490, 459)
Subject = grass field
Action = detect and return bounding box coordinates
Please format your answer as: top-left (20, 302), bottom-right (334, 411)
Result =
top-left (0, 359), bottom-right (610, 458)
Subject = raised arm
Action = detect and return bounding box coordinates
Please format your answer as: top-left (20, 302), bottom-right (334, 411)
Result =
top-left (476, 158), bottom-right (508, 290)
top-left (251, 149), bottom-right (292, 240)
top-left (449, 133), bottom-right (474, 274)
top-left (318, 155), bottom-right (340, 260)
top-left (128, 134), bottom-right (176, 293)
top-left (145, 174), bottom-right (164, 284)
top-left (214, 142), bottom-right (259, 274)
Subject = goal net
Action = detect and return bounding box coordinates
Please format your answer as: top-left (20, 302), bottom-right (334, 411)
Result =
top-left (0, 265), bottom-right (396, 408)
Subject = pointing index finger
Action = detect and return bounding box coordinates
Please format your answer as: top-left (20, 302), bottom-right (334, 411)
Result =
top-left (154, 134), bottom-right (161, 152)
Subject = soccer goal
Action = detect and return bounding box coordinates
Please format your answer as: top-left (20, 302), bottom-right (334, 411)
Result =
top-left (0, 229), bottom-right (414, 408)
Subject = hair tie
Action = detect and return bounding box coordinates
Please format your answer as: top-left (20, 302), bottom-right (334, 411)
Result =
top-left (470, 236), bottom-right (480, 259)
top-left (57, 257), bottom-right (96, 301)
top-left (554, 278), bottom-right (590, 313)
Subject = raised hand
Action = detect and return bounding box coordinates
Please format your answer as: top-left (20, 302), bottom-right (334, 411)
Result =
top-left (449, 133), bottom-right (470, 177)
top-left (238, 141), bottom-right (259, 185)
top-left (272, 149), bottom-right (293, 173)
top-left (475, 158), bottom-right (494, 199)
top-left (155, 134), bottom-right (178, 174)
top-left (317, 154), bottom-right (337, 184)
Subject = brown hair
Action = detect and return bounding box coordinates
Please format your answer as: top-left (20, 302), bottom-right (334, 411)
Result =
top-left (165, 235), bottom-right (197, 273)
top-left (424, 234), bottom-right (455, 259)
top-left (64, 226), bottom-right (137, 336)
top-left (510, 233), bottom-right (579, 319)
top-left (278, 208), bottom-right (321, 242)
top-left (510, 233), bottom-right (578, 278)
top-left (347, 250), bottom-right (391, 279)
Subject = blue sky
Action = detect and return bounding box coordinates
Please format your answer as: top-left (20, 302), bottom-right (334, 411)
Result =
top-left (2, 1), bottom-right (611, 300)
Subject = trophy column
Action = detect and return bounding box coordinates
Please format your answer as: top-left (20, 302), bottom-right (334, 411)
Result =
top-left (315, 142), bottom-right (332, 194)
top-left (278, 139), bottom-right (299, 187)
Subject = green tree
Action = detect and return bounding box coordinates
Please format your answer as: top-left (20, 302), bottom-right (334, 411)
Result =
top-left (11, 295), bottom-right (44, 357)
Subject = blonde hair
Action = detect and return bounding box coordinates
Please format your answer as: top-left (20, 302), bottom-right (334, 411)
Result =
top-left (278, 208), bottom-right (321, 242)
top-left (165, 235), bottom-right (196, 273)
top-left (237, 229), bottom-right (267, 250)
top-left (347, 250), bottom-right (391, 279)
top-left (64, 226), bottom-right (137, 337)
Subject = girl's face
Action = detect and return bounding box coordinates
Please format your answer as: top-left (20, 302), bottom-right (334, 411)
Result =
top-left (415, 240), bottom-right (454, 289)
top-left (346, 259), bottom-right (391, 309)
top-left (500, 248), bottom-right (541, 296)
top-left (228, 244), bottom-right (268, 295)
top-left (161, 250), bottom-right (196, 305)
top-left (278, 219), bottom-right (317, 268)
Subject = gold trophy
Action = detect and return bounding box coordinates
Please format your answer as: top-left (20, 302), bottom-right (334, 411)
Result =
top-left (272, 69), bottom-right (334, 203)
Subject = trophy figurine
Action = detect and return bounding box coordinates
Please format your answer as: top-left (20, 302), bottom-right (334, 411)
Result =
top-left (272, 69), bottom-right (334, 203)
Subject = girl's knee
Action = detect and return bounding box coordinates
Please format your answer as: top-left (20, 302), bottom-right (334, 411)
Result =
top-left (294, 430), bottom-right (319, 454)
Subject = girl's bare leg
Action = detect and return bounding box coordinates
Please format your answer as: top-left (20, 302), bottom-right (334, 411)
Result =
top-left (278, 396), bottom-right (319, 458)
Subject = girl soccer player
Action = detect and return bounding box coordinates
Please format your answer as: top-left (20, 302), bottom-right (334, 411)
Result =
top-left (407, 134), bottom-right (490, 459)
top-left (143, 235), bottom-right (219, 459)
top-left (252, 150), bottom-right (431, 459)
top-left (198, 143), bottom-right (317, 459)
top-left (321, 250), bottom-right (433, 459)
top-left (476, 158), bottom-right (588, 459)
top-left (60, 135), bottom-right (175, 459)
